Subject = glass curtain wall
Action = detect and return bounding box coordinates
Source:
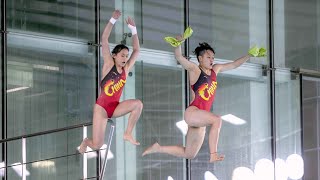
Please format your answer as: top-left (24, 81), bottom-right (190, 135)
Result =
top-left (191, 68), bottom-right (271, 180)
top-left (2, 0), bottom-right (318, 179)
top-left (189, 0), bottom-right (271, 179)
top-left (5, 0), bottom-right (98, 179)
top-left (303, 76), bottom-right (320, 180)
top-left (275, 70), bottom-right (302, 180)
top-left (274, 0), bottom-right (320, 179)
top-left (100, 0), bottom-right (186, 179)
top-left (274, 0), bottom-right (320, 71)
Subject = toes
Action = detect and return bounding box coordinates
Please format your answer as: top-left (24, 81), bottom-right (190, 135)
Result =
top-left (210, 153), bottom-right (225, 162)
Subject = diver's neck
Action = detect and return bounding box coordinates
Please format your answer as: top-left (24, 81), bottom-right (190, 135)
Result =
top-left (199, 65), bottom-right (211, 75)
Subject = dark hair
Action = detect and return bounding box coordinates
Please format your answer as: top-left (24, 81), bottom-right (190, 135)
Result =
top-left (111, 44), bottom-right (129, 55)
top-left (193, 42), bottom-right (215, 62)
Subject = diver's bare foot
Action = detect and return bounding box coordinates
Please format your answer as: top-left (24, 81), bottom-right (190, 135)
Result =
top-left (123, 133), bottom-right (140, 145)
top-left (209, 152), bottom-right (225, 162)
top-left (78, 138), bottom-right (88, 154)
top-left (142, 142), bottom-right (160, 156)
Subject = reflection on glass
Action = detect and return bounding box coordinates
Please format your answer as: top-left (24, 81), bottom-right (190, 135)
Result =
top-left (25, 156), bottom-right (85, 180)
top-left (7, 0), bottom-right (95, 41)
top-left (204, 171), bottom-right (218, 180)
top-left (135, 61), bottom-right (185, 180)
top-left (189, 0), bottom-right (268, 65)
top-left (176, 120), bottom-right (188, 136)
top-left (302, 77), bottom-right (320, 180)
top-left (286, 154), bottom-right (304, 179)
top-left (7, 138), bottom-right (22, 165)
top-left (275, 158), bottom-right (288, 180)
top-left (221, 114), bottom-right (246, 125)
top-left (7, 126), bottom-right (97, 179)
top-left (232, 167), bottom-right (255, 180)
top-left (7, 162), bottom-right (29, 179)
top-left (0, 162), bottom-right (5, 177)
top-left (274, 0), bottom-right (320, 71)
top-left (134, 0), bottom-right (184, 51)
top-left (7, 33), bottom-right (96, 138)
top-left (254, 159), bottom-right (274, 180)
top-left (100, 1), bottom-right (116, 44)
top-left (275, 70), bottom-right (301, 180)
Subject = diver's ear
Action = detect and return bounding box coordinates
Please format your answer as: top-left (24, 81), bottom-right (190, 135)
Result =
top-left (198, 55), bottom-right (203, 62)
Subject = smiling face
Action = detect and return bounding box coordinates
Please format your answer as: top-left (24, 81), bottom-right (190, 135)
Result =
top-left (198, 50), bottom-right (215, 69)
top-left (113, 49), bottom-right (129, 67)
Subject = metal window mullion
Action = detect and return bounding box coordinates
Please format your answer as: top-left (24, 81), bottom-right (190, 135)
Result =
top-left (95, 0), bottom-right (101, 178)
top-left (268, 0), bottom-right (277, 180)
top-left (1, 0), bottom-right (7, 180)
top-left (299, 74), bottom-right (304, 152)
top-left (184, 0), bottom-right (190, 180)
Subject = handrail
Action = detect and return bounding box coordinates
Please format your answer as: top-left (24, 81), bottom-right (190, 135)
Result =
top-left (291, 68), bottom-right (320, 78)
top-left (0, 120), bottom-right (115, 169)
top-left (0, 142), bottom-right (111, 170)
top-left (0, 120), bottom-right (115, 144)
top-left (99, 123), bottom-right (115, 179)
top-left (0, 121), bottom-right (94, 144)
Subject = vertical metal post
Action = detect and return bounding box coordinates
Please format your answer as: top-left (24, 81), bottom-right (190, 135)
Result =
top-left (184, 0), bottom-right (191, 180)
top-left (299, 74), bottom-right (305, 180)
top-left (99, 120), bottom-right (115, 180)
top-left (268, 0), bottom-right (276, 179)
top-left (95, 0), bottom-right (101, 178)
top-left (22, 138), bottom-right (26, 180)
top-left (1, 0), bottom-right (7, 179)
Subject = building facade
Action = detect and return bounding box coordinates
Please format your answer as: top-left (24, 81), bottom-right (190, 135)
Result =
top-left (0, 0), bottom-right (319, 179)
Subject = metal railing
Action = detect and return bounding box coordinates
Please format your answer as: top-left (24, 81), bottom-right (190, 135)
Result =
top-left (0, 120), bottom-right (115, 180)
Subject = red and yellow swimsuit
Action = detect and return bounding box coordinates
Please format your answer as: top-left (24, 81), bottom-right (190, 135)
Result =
top-left (189, 69), bottom-right (218, 111)
top-left (96, 65), bottom-right (126, 118)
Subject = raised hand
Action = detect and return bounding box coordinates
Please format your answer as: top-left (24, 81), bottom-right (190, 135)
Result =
top-left (126, 16), bottom-right (136, 27)
top-left (248, 46), bottom-right (259, 57)
top-left (112, 10), bottom-right (121, 20)
top-left (164, 27), bottom-right (193, 47)
top-left (176, 35), bottom-right (184, 42)
top-left (248, 46), bottom-right (267, 57)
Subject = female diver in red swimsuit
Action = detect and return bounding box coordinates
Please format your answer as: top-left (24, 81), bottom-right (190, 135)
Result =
top-left (143, 34), bottom-right (260, 162)
top-left (79, 10), bottom-right (142, 153)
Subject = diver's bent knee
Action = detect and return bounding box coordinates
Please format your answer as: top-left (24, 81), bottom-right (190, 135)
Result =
top-left (185, 153), bottom-right (197, 159)
top-left (137, 100), bottom-right (143, 108)
top-left (134, 99), bottom-right (143, 110)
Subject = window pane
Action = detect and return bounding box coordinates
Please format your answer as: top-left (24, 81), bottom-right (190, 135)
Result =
top-left (7, 163), bottom-right (22, 180)
top-left (135, 61), bottom-right (185, 180)
top-left (189, 0), bottom-right (269, 65)
top-left (7, 139), bottom-right (22, 167)
top-left (274, 0), bottom-right (320, 71)
top-left (7, 33), bottom-right (96, 138)
top-left (303, 76), bottom-right (320, 180)
top-left (99, 1), bottom-right (186, 179)
top-left (137, 0), bottom-right (184, 51)
top-left (104, 57), bottom-right (186, 179)
top-left (191, 64), bottom-right (271, 180)
top-left (5, 126), bottom-right (97, 179)
top-left (23, 155), bottom-right (95, 180)
top-left (101, 0), bottom-right (184, 52)
top-left (275, 70), bottom-right (302, 180)
top-left (303, 79), bottom-right (318, 149)
top-left (7, 0), bottom-right (95, 42)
